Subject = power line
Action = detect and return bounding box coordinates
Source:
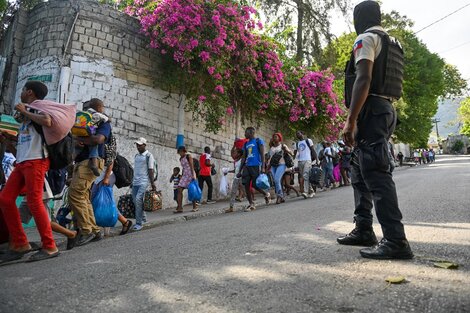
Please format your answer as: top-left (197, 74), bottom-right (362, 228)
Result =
top-left (439, 39), bottom-right (470, 54)
top-left (414, 2), bottom-right (470, 34)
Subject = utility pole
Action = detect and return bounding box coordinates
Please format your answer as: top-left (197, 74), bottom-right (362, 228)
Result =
top-left (431, 118), bottom-right (440, 139)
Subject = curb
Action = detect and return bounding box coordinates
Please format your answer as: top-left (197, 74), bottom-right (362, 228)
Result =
top-left (108, 193), bottom-right (305, 236)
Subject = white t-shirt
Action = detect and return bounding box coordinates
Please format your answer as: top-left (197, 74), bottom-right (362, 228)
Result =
top-left (2, 152), bottom-right (16, 181)
top-left (133, 150), bottom-right (155, 186)
top-left (324, 147), bottom-right (333, 164)
top-left (353, 26), bottom-right (384, 65)
top-left (296, 139), bottom-right (314, 161)
top-left (16, 119), bottom-right (48, 164)
top-left (234, 159), bottom-right (242, 176)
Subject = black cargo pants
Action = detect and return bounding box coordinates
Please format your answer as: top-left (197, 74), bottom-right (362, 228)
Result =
top-left (351, 96), bottom-right (406, 241)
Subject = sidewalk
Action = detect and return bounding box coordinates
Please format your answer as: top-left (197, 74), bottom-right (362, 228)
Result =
top-left (20, 165), bottom-right (414, 246)
top-left (20, 190), bottom-right (307, 246)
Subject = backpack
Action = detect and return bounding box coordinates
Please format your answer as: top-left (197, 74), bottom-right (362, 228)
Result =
top-left (192, 157), bottom-right (200, 176)
top-left (46, 168), bottom-right (67, 196)
top-left (113, 154), bottom-right (134, 188)
top-left (309, 166), bottom-right (322, 186)
top-left (146, 153), bottom-right (158, 182)
top-left (32, 122), bottom-right (74, 170)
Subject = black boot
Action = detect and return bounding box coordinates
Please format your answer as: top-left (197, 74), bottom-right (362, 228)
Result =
top-left (337, 223), bottom-right (378, 246)
top-left (360, 238), bottom-right (413, 260)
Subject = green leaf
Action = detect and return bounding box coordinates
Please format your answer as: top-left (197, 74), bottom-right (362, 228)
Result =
top-left (433, 262), bottom-right (459, 269)
top-left (385, 276), bottom-right (406, 284)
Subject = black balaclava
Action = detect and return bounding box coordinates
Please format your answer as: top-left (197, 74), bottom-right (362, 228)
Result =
top-left (353, 1), bottom-right (381, 35)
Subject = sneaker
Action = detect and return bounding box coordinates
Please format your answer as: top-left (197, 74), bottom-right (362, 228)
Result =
top-left (133, 224), bottom-right (143, 231)
top-left (301, 192), bottom-right (308, 199)
top-left (92, 231), bottom-right (104, 242)
top-left (308, 192), bottom-right (315, 198)
top-left (206, 200), bottom-right (216, 204)
top-left (225, 207), bottom-right (234, 213)
top-left (77, 233), bottom-right (95, 246)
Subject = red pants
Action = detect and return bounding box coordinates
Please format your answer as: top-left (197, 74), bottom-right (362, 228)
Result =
top-left (0, 159), bottom-right (55, 250)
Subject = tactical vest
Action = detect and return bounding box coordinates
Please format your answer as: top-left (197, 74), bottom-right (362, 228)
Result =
top-left (344, 29), bottom-right (404, 108)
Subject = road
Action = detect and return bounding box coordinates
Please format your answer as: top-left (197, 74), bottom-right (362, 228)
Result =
top-left (1, 155), bottom-right (469, 313)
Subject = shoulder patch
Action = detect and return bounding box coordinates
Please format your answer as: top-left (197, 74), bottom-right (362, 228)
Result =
top-left (353, 40), bottom-right (363, 53)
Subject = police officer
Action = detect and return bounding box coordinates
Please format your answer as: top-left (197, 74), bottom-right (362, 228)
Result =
top-left (338, 1), bottom-right (413, 259)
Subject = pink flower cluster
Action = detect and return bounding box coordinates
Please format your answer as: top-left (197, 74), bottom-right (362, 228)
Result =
top-left (125, 0), bottom-right (344, 136)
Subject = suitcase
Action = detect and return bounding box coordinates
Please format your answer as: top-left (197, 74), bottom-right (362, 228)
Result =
top-left (144, 190), bottom-right (162, 212)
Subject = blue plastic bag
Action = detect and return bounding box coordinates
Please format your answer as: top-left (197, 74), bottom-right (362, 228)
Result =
top-left (188, 179), bottom-right (202, 202)
top-left (92, 184), bottom-right (118, 227)
top-left (256, 173), bottom-right (270, 190)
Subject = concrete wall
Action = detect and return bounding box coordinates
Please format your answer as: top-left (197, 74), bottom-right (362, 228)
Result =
top-left (3, 0), bottom-right (280, 208)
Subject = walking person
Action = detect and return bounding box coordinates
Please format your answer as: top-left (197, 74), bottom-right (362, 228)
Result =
top-left (174, 146), bottom-right (198, 213)
top-left (91, 132), bottom-right (133, 235)
top-left (0, 81), bottom-right (59, 263)
top-left (237, 127), bottom-right (270, 211)
top-left (397, 151), bottom-right (404, 167)
top-left (69, 98), bottom-right (111, 246)
top-left (131, 137), bottom-right (156, 231)
top-left (225, 147), bottom-right (243, 213)
top-left (267, 133), bottom-right (293, 204)
top-left (170, 167), bottom-right (182, 206)
top-left (339, 0), bottom-right (413, 259)
top-left (198, 146), bottom-right (215, 204)
top-left (319, 142), bottom-right (336, 189)
top-left (293, 131), bottom-right (317, 198)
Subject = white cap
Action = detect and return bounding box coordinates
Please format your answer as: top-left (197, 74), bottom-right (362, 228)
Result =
top-left (134, 137), bottom-right (147, 145)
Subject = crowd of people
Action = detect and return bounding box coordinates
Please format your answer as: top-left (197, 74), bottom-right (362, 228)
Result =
top-left (0, 1), bottom-right (418, 265)
top-left (0, 81), bottom-right (354, 265)
top-left (0, 81), bottom-right (155, 264)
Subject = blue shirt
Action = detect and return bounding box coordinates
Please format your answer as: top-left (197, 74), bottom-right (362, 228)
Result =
top-left (76, 122), bottom-right (112, 162)
top-left (243, 138), bottom-right (264, 166)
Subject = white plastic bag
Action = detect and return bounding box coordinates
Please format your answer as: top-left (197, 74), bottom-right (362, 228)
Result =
top-left (219, 174), bottom-right (229, 197)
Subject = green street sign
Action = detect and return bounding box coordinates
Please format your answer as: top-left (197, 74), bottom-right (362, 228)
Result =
top-left (27, 74), bottom-right (53, 82)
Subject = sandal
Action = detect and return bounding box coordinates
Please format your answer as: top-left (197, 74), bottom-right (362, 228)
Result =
top-left (191, 208), bottom-right (199, 212)
top-left (173, 210), bottom-right (184, 214)
top-left (0, 249), bottom-right (31, 264)
top-left (26, 249), bottom-right (60, 263)
top-left (264, 192), bottom-right (271, 205)
top-left (120, 220), bottom-right (133, 236)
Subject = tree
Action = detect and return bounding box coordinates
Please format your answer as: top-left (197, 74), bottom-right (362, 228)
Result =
top-left (459, 97), bottom-right (470, 136)
top-left (321, 11), bottom-right (467, 147)
top-left (1, 0), bottom-right (43, 40)
top-left (125, 0), bottom-right (343, 136)
top-left (257, 0), bottom-right (349, 64)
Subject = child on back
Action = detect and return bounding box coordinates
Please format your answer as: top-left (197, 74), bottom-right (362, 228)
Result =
top-left (170, 167), bottom-right (182, 205)
top-left (75, 100), bottom-right (111, 176)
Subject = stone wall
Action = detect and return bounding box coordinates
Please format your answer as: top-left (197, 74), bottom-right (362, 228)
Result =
top-left (3, 0), bottom-right (280, 208)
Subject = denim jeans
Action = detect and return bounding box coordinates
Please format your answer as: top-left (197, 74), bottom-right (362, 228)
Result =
top-left (322, 162), bottom-right (334, 188)
top-left (271, 164), bottom-right (286, 198)
top-left (132, 184), bottom-right (148, 226)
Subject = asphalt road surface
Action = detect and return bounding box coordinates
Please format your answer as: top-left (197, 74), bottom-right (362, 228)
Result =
top-left (1, 155), bottom-right (469, 313)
